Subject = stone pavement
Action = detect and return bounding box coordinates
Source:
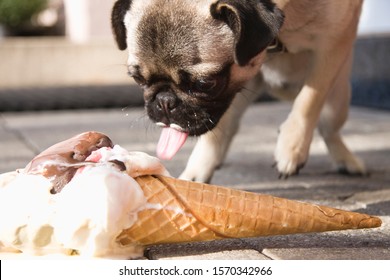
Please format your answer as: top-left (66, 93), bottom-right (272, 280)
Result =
top-left (0, 101), bottom-right (389, 259)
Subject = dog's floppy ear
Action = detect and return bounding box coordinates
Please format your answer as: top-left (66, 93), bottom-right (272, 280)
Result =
top-left (111, 0), bottom-right (132, 50)
top-left (210, 0), bottom-right (284, 65)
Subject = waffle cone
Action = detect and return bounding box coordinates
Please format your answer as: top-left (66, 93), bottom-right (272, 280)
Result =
top-left (117, 175), bottom-right (381, 246)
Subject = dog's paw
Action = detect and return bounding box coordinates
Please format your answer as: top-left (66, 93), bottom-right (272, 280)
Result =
top-left (179, 151), bottom-right (221, 183)
top-left (336, 154), bottom-right (367, 176)
top-left (179, 167), bottom-right (213, 183)
top-left (274, 160), bottom-right (306, 179)
top-left (179, 135), bottom-right (226, 183)
top-left (274, 116), bottom-right (312, 178)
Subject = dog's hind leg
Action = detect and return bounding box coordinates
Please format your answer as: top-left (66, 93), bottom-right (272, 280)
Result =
top-left (317, 53), bottom-right (366, 175)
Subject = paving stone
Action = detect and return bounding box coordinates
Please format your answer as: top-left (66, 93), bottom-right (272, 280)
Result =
top-left (0, 117), bottom-right (36, 172)
top-left (0, 109), bottom-right (163, 165)
top-left (144, 239), bottom-right (252, 260)
top-left (158, 249), bottom-right (269, 260)
top-left (262, 247), bottom-right (390, 260)
top-left (243, 216), bottom-right (390, 260)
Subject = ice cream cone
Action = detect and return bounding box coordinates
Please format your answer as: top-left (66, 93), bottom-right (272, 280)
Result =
top-left (117, 175), bottom-right (382, 246)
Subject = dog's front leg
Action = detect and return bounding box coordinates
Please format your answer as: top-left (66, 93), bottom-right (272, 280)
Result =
top-left (275, 39), bottom-right (356, 177)
top-left (180, 83), bottom-right (261, 183)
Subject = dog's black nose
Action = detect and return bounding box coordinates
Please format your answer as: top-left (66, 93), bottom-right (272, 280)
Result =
top-left (155, 91), bottom-right (179, 114)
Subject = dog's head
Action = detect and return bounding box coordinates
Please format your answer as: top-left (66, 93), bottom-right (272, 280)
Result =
top-left (112, 0), bottom-right (283, 156)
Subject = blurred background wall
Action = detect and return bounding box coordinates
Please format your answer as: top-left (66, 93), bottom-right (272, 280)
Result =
top-left (0, 0), bottom-right (389, 110)
top-left (351, 0), bottom-right (390, 110)
top-left (0, 0), bottom-right (127, 88)
top-left (0, 0), bottom-right (142, 110)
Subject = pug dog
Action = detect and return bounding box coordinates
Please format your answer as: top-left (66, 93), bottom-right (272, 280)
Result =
top-left (111, 0), bottom-right (366, 182)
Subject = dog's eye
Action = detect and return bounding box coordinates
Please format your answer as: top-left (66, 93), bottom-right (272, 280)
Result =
top-left (133, 76), bottom-right (147, 86)
top-left (193, 78), bottom-right (217, 93)
top-left (128, 72), bottom-right (147, 87)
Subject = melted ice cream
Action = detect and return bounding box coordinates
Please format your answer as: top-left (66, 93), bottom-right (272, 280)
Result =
top-left (0, 144), bottom-right (170, 259)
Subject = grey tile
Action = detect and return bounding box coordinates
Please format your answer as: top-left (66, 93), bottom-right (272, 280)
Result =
top-left (159, 250), bottom-right (269, 260)
top-left (262, 247), bottom-right (390, 260)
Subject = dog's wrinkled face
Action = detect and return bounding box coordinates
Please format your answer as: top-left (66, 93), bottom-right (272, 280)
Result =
top-left (112, 0), bottom-right (283, 157)
top-left (126, 1), bottom-right (237, 137)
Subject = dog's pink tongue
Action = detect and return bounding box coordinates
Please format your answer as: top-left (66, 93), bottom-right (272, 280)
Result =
top-left (157, 127), bottom-right (188, 160)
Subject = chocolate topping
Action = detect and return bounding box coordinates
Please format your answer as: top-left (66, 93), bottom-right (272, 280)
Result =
top-left (25, 131), bottom-right (114, 193)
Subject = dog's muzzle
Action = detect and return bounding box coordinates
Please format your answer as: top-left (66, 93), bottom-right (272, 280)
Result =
top-left (147, 91), bottom-right (189, 160)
